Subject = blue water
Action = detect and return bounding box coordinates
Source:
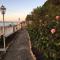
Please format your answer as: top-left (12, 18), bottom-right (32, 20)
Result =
top-left (0, 22), bottom-right (18, 26)
top-left (0, 22), bottom-right (21, 37)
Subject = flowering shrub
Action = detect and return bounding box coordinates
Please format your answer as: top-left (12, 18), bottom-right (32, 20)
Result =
top-left (27, 20), bottom-right (60, 60)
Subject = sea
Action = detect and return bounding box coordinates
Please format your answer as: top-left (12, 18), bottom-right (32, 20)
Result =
top-left (0, 22), bottom-right (20, 37)
top-left (0, 22), bottom-right (18, 26)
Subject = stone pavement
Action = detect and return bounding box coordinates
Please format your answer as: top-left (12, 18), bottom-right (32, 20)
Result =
top-left (3, 29), bottom-right (36, 60)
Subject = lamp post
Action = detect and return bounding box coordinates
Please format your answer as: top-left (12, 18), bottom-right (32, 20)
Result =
top-left (19, 18), bottom-right (20, 29)
top-left (18, 18), bottom-right (21, 29)
top-left (18, 18), bottom-right (20, 25)
top-left (0, 5), bottom-right (6, 50)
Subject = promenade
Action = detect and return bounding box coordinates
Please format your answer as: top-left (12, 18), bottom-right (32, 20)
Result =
top-left (2, 29), bottom-right (36, 60)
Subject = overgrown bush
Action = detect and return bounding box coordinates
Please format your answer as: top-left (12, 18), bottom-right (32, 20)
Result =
top-left (27, 20), bottom-right (60, 60)
top-left (26, 0), bottom-right (60, 59)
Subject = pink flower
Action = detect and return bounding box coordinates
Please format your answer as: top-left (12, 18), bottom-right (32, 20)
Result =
top-left (51, 28), bottom-right (56, 34)
top-left (56, 16), bottom-right (60, 20)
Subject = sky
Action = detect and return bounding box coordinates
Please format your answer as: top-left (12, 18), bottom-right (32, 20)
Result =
top-left (0, 0), bottom-right (47, 22)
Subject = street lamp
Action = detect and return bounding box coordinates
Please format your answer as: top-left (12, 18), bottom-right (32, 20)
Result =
top-left (0, 5), bottom-right (6, 50)
top-left (18, 18), bottom-right (21, 29)
top-left (18, 18), bottom-right (20, 24)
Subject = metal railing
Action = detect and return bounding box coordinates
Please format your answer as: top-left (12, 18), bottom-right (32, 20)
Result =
top-left (0, 23), bottom-right (21, 51)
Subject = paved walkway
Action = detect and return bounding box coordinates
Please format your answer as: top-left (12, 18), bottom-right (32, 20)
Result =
top-left (3, 29), bottom-right (36, 60)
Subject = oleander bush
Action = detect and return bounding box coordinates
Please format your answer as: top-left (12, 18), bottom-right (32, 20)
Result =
top-left (26, 0), bottom-right (60, 60)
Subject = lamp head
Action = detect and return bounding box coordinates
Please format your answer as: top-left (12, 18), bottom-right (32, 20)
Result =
top-left (0, 5), bottom-right (6, 14)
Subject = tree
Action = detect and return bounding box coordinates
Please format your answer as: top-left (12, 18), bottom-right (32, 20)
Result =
top-left (48, 0), bottom-right (60, 5)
